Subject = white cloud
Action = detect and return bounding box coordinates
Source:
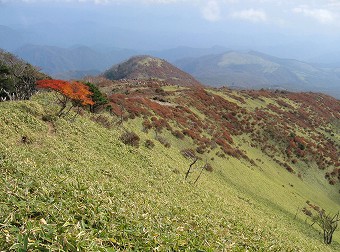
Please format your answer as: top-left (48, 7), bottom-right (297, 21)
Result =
top-left (326, 0), bottom-right (340, 8)
top-left (201, 1), bottom-right (221, 22)
top-left (142, 0), bottom-right (187, 3)
top-left (293, 6), bottom-right (336, 24)
top-left (5, 0), bottom-right (190, 3)
top-left (1, 0), bottom-right (114, 3)
top-left (231, 9), bottom-right (267, 22)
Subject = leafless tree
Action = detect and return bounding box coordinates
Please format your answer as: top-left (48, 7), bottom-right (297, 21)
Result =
top-left (311, 211), bottom-right (339, 244)
top-left (185, 157), bottom-right (211, 184)
top-left (303, 201), bottom-right (339, 244)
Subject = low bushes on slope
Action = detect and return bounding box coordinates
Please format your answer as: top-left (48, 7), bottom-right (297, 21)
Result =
top-left (0, 93), bottom-right (339, 251)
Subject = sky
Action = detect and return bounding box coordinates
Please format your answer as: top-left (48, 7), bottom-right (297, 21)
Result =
top-left (1, 0), bottom-right (340, 60)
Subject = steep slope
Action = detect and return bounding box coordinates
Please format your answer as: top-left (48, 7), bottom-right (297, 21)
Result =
top-left (0, 84), bottom-right (339, 250)
top-left (103, 55), bottom-right (203, 87)
top-left (99, 80), bottom-right (340, 186)
top-left (175, 51), bottom-right (340, 98)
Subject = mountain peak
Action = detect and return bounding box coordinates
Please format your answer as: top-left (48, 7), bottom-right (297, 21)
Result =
top-left (103, 55), bottom-right (202, 87)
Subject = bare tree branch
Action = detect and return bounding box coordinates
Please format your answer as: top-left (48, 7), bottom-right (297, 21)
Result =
top-left (194, 162), bottom-right (205, 184)
top-left (185, 157), bottom-right (198, 180)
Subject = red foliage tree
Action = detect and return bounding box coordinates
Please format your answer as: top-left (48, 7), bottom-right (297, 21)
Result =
top-left (37, 79), bottom-right (94, 117)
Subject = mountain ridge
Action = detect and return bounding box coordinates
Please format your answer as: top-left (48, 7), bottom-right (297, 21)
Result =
top-left (175, 50), bottom-right (340, 98)
top-left (11, 44), bottom-right (340, 98)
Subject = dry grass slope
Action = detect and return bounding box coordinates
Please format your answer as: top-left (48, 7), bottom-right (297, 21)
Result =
top-left (0, 86), bottom-right (339, 251)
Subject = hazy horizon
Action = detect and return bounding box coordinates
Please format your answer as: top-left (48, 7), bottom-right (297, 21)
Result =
top-left (1, 0), bottom-right (340, 62)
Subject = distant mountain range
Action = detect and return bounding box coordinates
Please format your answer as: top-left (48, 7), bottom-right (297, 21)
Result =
top-left (175, 51), bottom-right (340, 98)
top-left (14, 44), bottom-right (137, 77)
top-left (148, 46), bottom-right (229, 62)
top-left (8, 42), bottom-right (340, 98)
top-left (13, 44), bottom-right (228, 80)
top-left (0, 25), bottom-right (29, 51)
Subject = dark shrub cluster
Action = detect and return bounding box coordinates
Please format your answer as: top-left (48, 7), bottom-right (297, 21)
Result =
top-left (142, 119), bottom-right (152, 132)
top-left (91, 115), bottom-right (113, 129)
top-left (196, 145), bottom-right (206, 154)
top-left (172, 130), bottom-right (185, 139)
top-left (145, 139), bottom-right (155, 149)
top-left (204, 163), bottom-right (213, 172)
top-left (181, 149), bottom-right (196, 159)
top-left (155, 135), bottom-right (171, 148)
top-left (42, 114), bottom-right (57, 123)
top-left (120, 131), bottom-right (140, 147)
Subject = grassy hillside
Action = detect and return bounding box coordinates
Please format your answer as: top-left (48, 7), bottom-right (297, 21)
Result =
top-left (0, 86), bottom-right (339, 251)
